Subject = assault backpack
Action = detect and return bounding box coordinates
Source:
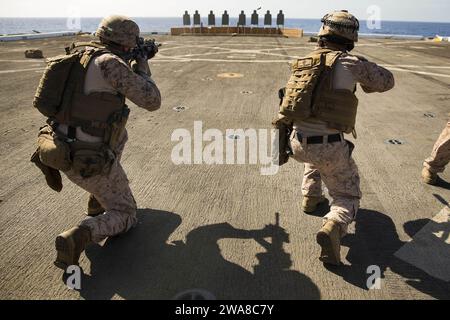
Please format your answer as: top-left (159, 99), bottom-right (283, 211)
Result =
top-left (279, 49), bottom-right (359, 134)
top-left (33, 42), bottom-right (108, 118)
top-left (32, 42), bottom-right (129, 180)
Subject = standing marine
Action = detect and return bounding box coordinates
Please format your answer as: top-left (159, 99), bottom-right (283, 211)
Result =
top-left (274, 10), bottom-right (395, 265)
top-left (31, 15), bottom-right (161, 270)
top-left (422, 121), bottom-right (450, 185)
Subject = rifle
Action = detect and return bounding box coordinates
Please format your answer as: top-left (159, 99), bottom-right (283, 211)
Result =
top-left (128, 37), bottom-right (162, 60)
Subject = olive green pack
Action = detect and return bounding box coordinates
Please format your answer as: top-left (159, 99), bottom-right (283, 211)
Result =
top-left (33, 42), bottom-right (108, 118)
top-left (32, 42), bottom-right (129, 183)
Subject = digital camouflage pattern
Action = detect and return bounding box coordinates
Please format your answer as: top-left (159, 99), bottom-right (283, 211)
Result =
top-left (291, 135), bottom-right (361, 237)
top-left (302, 163), bottom-right (323, 197)
top-left (339, 54), bottom-right (395, 93)
top-left (424, 121), bottom-right (450, 173)
top-left (97, 53), bottom-right (161, 110)
top-left (318, 10), bottom-right (360, 42)
top-left (64, 131), bottom-right (138, 243)
top-left (60, 48), bottom-right (161, 243)
top-left (291, 49), bottom-right (394, 236)
top-left (96, 15), bottom-right (140, 48)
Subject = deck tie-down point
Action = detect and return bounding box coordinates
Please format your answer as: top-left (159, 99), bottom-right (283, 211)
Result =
top-left (385, 139), bottom-right (405, 145)
top-left (173, 106), bottom-right (187, 112)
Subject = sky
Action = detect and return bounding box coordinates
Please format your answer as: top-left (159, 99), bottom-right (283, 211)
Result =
top-left (0, 0), bottom-right (449, 22)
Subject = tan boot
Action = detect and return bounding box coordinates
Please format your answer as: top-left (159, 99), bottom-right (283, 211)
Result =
top-left (54, 226), bottom-right (92, 270)
top-left (422, 167), bottom-right (438, 185)
top-left (302, 196), bottom-right (328, 213)
top-left (316, 220), bottom-right (341, 266)
top-left (87, 194), bottom-right (105, 217)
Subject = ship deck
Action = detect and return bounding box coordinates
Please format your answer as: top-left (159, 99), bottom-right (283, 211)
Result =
top-left (0, 34), bottom-right (449, 299)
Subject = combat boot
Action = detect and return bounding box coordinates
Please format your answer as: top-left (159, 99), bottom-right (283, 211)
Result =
top-left (422, 167), bottom-right (438, 185)
top-left (302, 196), bottom-right (328, 213)
top-left (54, 226), bottom-right (92, 270)
top-left (316, 220), bottom-right (341, 266)
top-left (87, 194), bottom-right (105, 217)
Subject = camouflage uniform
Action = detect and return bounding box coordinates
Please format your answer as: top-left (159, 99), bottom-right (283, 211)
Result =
top-left (39, 15), bottom-right (162, 270)
top-left (302, 163), bottom-right (322, 197)
top-left (278, 10), bottom-right (396, 265)
top-left (292, 137), bottom-right (361, 236)
top-left (64, 131), bottom-right (136, 243)
top-left (424, 122), bottom-right (450, 174)
top-left (57, 48), bottom-right (161, 243)
top-left (293, 53), bottom-right (395, 236)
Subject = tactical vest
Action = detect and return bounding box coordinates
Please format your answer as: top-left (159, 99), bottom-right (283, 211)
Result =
top-left (34, 42), bottom-right (129, 147)
top-left (32, 42), bottom-right (131, 178)
top-left (280, 49), bottom-right (358, 134)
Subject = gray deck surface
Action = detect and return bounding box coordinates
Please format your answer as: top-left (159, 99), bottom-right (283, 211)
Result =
top-left (0, 34), bottom-right (449, 299)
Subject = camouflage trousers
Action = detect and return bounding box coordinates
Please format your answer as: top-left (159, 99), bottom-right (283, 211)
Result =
top-left (290, 131), bottom-right (362, 236)
top-left (63, 131), bottom-right (137, 243)
top-left (424, 122), bottom-right (450, 173)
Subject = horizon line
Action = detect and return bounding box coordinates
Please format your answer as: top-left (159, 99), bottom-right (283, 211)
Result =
top-left (0, 16), bottom-right (449, 24)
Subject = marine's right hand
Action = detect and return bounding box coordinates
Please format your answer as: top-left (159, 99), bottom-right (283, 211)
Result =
top-left (130, 57), bottom-right (152, 77)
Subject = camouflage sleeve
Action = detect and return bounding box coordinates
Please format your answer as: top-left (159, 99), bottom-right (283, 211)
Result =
top-left (97, 54), bottom-right (161, 111)
top-left (340, 54), bottom-right (395, 93)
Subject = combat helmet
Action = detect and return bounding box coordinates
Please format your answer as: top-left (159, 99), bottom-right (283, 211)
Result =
top-left (318, 10), bottom-right (359, 42)
top-left (96, 15), bottom-right (140, 48)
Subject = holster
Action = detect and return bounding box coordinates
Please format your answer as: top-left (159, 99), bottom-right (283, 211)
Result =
top-left (345, 139), bottom-right (355, 157)
top-left (30, 149), bottom-right (63, 192)
top-left (272, 115), bottom-right (293, 166)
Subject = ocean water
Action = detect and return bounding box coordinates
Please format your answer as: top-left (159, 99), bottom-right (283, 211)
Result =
top-left (1, 17), bottom-right (450, 37)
